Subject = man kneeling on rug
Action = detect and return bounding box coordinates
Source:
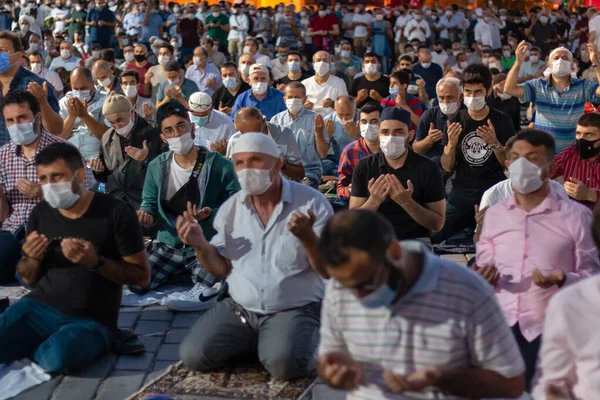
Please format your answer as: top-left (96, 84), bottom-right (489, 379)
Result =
top-left (176, 132), bottom-right (334, 381)
top-left (0, 142), bottom-right (150, 373)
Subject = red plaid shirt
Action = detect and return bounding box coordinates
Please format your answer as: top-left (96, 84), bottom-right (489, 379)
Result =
top-left (380, 93), bottom-right (423, 131)
top-left (553, 145), bottom-right (600, 209)
top-left (0, 131), bottom-right (64, 234)
top-left (337, 138), bottom-right (374, 200)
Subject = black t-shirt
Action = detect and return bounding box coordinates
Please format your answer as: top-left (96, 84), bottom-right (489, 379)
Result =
top-left (485, 93), bottom-right (521, 133)
top-left (26, 193), bottom-right (144, 331)
top-left (275, 71), bottom-right (311, 87)
top-left (211, 81), bottom-right (251, 109)
top-left (445, 107), bottom-right (515, 190)
top-left (351, 150), bottom-right (445, 240)
top-left (350, 75), bottom-right (391, 108)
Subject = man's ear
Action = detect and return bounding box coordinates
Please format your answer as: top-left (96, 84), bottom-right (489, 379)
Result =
top-left (160, 133), bottom-right (167, 144)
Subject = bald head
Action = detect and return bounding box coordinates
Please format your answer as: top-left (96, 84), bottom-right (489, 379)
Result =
top-left (92, 60), bottom-right (111, 75)
top-left (335, 95), bottom-right (356, 122)
top-left (313, 51), bottom-right (330, 64)
top-left (70, 66), bottom-right (95, 91)
top-left (234, 107), bottom-right (266, 133)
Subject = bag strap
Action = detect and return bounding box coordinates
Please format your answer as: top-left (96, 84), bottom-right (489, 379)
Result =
top-left (190, 146), bottom-right (207, 180)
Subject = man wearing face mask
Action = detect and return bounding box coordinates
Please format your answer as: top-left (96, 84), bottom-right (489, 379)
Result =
top-left (0, 141), bottom-right (151, 373)
top-left (231, 63), bottom-right (285, 121)
top-left (530, 11), bottom-right (557, 57)
top-left (177, 131), bottom-right (333, 380)
top-left (336, 41), bottom-right (362, 78)
top-left (476, 129), bottom-right (600, 390)
top-left (156, 60), bottom-right (199, 110)
top-left (308, 2), bottom-right (339, 53)
top-left (202, 37), bottom-right (226, 68)
top-left (337, 102), bottom-right (382, 203)
top-left (350, 53), bottom-right (390, 109)
top-left (186, 47), bottom-right (222, 97)
top-left (188, 92), bottom-right (234, 155)
top-left (28, 52), bottom-right (63, 97)
top-left (302, 51), bottom-right (348, 117)
top-left (89, 92), bottom-right (162, 211)
top-left (434, 65), bottom-right (515, 244)
top-left (0, 92), bottom-right (65, 283)
top-left (320, 96), bottom-right (359, 177)
top-left (136, 101), bottom-right (239, 306)
top-left (205, 5), bottom-right (230, 53)
top-left (237, 52), bottom-right (256, 83)
top-left (505, 43), bottom-right (600, 153)
top-left (212, 62), bottom-right (250, 116)
top-left (49, 42), bottom-right (82, 72)
top-left (486, 74), bottom-right (521, 133)
top-left (126, 44), bottom-right (153, 98)
top-left (274, 51), bottom-right (311, 90)
top-left (412, 48), bottom-right (444, 100)
top-left (350, 108), bottom-right (446, 242)
top-left (474, 9), bottom-right (504, 51)
top-left (58, 67), bottom-right (109, 182)
top-left (92, 60), bottom-right (123, 96)
top-left (403, 9), bottom-right (431, 44)
top-left (414, 77), bottom-right (463, 161)
top-left (86, 0), bottom-right (116, 50)
top-left (120, 70), bottom-right (155, 121)
top-left (241, 38), bottom-right (272, 68)
top-left (227, 5), bottom-right (249, 62)
top-left (517, 46), bottom-right (545, 83)
top-left (145, 43), bottom-right (174, 101)
top-left (317, 210), bottom-right (526, 399)
top-left (552, 113), bottom-right (600, 209)
top-left (270, 45), bottom-right (290, 82)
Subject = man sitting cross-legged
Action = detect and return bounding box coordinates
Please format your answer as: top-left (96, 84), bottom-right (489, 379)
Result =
top-left (177, 132), bottom-right (334, 380)
top-left (0, 142), bottom-right (150, 373)
top-left (136, 101), bottom-right (239, 311)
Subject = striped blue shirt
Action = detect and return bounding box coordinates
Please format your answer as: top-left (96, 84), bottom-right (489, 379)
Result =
top-left (519, 78), bottom-right (600, 153)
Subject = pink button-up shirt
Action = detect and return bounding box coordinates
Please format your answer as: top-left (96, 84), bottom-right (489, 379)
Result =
top-left (476, 188), bottom-right (600, 342)
top-left (532, 275), bottom-right (600, 400)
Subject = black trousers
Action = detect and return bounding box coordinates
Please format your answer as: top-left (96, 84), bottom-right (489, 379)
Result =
top-left (512, 323), bottom-right (541, 391)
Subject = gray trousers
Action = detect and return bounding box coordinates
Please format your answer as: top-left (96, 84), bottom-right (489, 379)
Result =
top-left (179, 297), bottom-right (321, 381)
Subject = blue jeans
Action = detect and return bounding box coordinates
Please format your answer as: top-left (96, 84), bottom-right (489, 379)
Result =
top-left (0, 297), bottom-right (112, 374)
top-left (0, 229), bottom-right (24, 284)
top-left (321, 156), bottom-right (339, 177)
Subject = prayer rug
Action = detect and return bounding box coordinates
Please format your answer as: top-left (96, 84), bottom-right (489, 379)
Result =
top-left (0, 285), bottom-right (30, 304)
top-left (128, 362), bottom-right (317, 400)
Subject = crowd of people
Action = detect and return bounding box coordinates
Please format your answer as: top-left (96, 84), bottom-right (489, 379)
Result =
top-left (0, 0), bottom-right (599, 399)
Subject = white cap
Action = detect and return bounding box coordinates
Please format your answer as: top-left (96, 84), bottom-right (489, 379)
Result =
top-left (231, 132), bottom-right (279, 159)
top-left (549, 46), bottom-right (573, 61)
top-left (189, 92), bottom-right (213, 112)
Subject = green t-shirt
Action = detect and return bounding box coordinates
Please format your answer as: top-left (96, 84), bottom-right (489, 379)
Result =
top-left (68, 10), bottom-right (88, 38)
top-left (205, 14), bottom-right (230, 46)
top-left (501, 55), bottom-right (516, 71)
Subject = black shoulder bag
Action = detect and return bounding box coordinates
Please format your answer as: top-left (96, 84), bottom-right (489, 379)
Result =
top-left (162, 147), bottom-right (207, 217)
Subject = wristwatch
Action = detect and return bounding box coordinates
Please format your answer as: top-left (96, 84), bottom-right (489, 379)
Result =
top-left (88, 255), bottom-right (106, 273)
top-left (490, 141), bottom-right (501, 150)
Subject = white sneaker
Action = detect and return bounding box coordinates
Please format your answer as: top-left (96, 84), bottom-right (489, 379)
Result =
top-left (161, 282), bottom-right (223, 312)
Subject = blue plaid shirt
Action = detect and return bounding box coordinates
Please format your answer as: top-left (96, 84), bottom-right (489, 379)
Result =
top-left (0, 66), bottom-right (60, 147)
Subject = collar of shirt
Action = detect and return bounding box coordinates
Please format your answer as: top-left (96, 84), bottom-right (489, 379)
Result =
top-left (240, 176), bottom-right (292, 208)
top-left (545, 76), bottom-right (575, 90)
top-left (506, 185), bottom-right (561, 214)
top-left (394, 243), bottom-right (441, 306)
top-left (291, 107), bottom-right (307, 119)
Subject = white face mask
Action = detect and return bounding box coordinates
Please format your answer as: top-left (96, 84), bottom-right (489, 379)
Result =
top-left (8, 120), bottom-right (38, 145)
top-left (166, 132), bottom-right (194, 155)
top-left (239, 63), bottom-right (251, 75)
top-left (236, 167), bottom-right (273, 195)
top-left (42, 177), bottom-right (80, 209)
top-left (499, 91), bottom-right (512, 100)
top-left (463, 95), bottom-right (486, 111)
top-left (124, 52), bottom-right (134, 62)
top-left (551, 58), bottom-right (572, 77)
top-left (364, 63), bottom-right (378, 75)
top-left (223, 76), bottom-right (238, 90)
top-left (379, 135), bottom-right (407, 159)
top-left (158, 55), bottom-right (170, 66)
top-left (92, 50), bottom-right (101, 59)
top-left (193, 56), bottom-right (201, 65)
top-left (314, 61), bottom-right (330, 76)
top-left (508, 157), bottom-right (546, 194)
top-left (252, 81), bottom-right (268, 95)
top-left (115, 114), bottom-right (134, 137)
top-left (421, 62), bottom-right (431, 68)
top-left (360, 123), bottom-right (379, 142)
top-left (30, 62), bottom-right (42, 74)
top-left (123, 85), bottom-right (137, 98)
top-left (29, 42), bottom-right (39, 52)
top-left (529, 55), bottom-right (539, 64)
top-left (60, 49), bottom-right (71, 59)
top-left (98, 77), bottom-right (112, 87)
top-left (439, 101), bottom-right (459, 115)
top-left (168, 77), bottom-right (180, 86)
top-left (243, 45), bottom-right (252, 54)
top-left (71, 90), bottom-right (92, 103)
top-left (286, 98), bottom-right (304, 114)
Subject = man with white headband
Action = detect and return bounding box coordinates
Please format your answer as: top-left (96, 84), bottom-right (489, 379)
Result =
top-left (177, 132), bottom-right (333, 381)
top-left (230, 63), bottom-right (286, 121)
top-left (505, 42), bottom-right (600, 153)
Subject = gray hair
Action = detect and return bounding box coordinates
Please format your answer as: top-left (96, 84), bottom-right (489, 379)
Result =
top-left (436, 77), bottom-right (462, 95)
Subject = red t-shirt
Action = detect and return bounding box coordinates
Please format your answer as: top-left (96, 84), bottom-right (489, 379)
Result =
top-left (125, 61), bottom-right (153, 98)
top-left (309, 15), bottom-right (338, 47)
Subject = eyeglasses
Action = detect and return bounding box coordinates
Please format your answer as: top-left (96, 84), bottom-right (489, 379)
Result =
top-left (162, 121), bottom-right (190, 136)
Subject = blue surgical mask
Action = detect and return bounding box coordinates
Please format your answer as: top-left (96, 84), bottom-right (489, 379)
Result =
top-left (358, 262), bottom-right (402, 309)
top-left (191, 115), bottom-right (209, 127)
top-left (223, 76), bottom-right (238, 90)
top-left (7, 120), bottom-right (38, 145)
top-left (287, 61), bottom-right (300, 72)
top-left (389, 87), bottom-right (400, 97)
top-left (341, 50), bottom-right (351, 58)
top-left (329, 63), bottom-right (336, 72)
top-left (0, 52), bottom-right (15, 74)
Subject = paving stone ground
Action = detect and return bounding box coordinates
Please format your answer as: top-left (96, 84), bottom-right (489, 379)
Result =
top-left (10, 254), bottom-right (471, 400)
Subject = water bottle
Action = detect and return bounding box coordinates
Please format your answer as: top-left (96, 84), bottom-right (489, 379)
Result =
top-left (97, 183), bottom-right (106, 193)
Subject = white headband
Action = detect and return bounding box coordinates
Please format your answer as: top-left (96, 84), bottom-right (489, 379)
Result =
top-left (231, 132), bottom-right (279, 158)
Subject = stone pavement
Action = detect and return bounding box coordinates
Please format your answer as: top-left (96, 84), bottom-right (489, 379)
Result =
top-left (10, 254), bottom-right (472, 400)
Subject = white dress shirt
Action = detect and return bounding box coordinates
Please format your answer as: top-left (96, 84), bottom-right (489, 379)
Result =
top-left (403, 19), bottom-right (431, 42)
top-left (210, 178), bottom-right (333, 313)
top-left (191, 109), bottom-right (235, 148)
top-left (228, 13), bottom-right (249, 41)
top-left (474, 19), bottom-right (505, 49)
top-left (40, 68), bottom-right (64, 93)
top-left (394, 14), bottom-right (413, 41)
top-left (352, 13), bottom-right (374, 38)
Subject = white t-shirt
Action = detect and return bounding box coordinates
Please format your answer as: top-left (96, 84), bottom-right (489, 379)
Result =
top-left (166, 155), bottom-right (193, 200)
top-left (301, 75), bottom-right (348, 117)
top-left (589, 15), bottom-right (600, 51)
top-left (352, 13), bottom-right (374, 38)
top-left (431, 51), bottom-right (449, 68)
top-left (191, 109), bottom-right (236, 149)
top-left (480, 179), bottom-right (569, 210)
top-left (49, 7), bottom-right (69, 33)
top-left (40, 68), bottom-right (64, 93)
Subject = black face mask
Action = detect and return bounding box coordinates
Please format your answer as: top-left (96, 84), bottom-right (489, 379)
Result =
top-left (134, 54), bottom-right (146, 62)
top-left (576, 138), bottom-right (600, 159)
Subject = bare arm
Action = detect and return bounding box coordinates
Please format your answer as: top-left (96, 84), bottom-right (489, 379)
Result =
top-left (0, 185), bottom-right (10, 222)
top-left (436, 369), bottom-right (524, 399)
top-left (329, 24), bottom-right (340, 36)
top-left (96, 250), bottom-right (150, 287)
top-left (40, 100), bottom-right (64, 136)
top-left (403, 199), bottom-right (445, 232)
top-left (61, 113), bottom-right (77, 139)
top-left (441, 143), bottom-right (457, 172)
top-left (80, 114), bottom-right (109, 139)
top-left (17, 256), bottom-right (43, 286)
top-left (195, 241), bottom-right (232, 279)
top-left (282, 162), bottom-right (305, 181)
top-left (505, 41), bottom-right (527, 98)
top-left (349, 196), bottom-right (380, 210)
top-left (413, 137), bottom-right (434, 154)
